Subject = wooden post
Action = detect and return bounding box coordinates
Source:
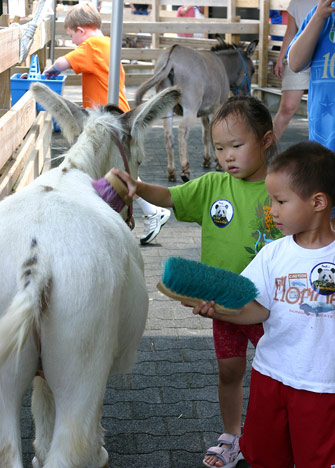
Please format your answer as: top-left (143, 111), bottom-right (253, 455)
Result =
top-left (0, 14), bottom-right (10, 26)
top-left (0, 16), bottom-right (13, 110)
top-left (258, 0), bottom-right (270, 89)
top-left (37, 45), bottom-right (47, 71)
top-left (226, 0), bottom-right (240, 44)
top-left (151, 0), bottom-right (160, 49)
top-left (0, 69), bottom-right (11, 110)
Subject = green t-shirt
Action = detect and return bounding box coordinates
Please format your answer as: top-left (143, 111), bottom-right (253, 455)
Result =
top-left (169, 172), bottom-right (282, 273)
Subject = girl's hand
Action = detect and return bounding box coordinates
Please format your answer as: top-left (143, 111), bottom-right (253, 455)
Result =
top-left (111, 168), bottom-right (137, 200)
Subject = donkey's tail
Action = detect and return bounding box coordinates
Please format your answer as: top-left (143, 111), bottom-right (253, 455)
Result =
top-left (135, 45), bottom-right (178, 106)
top-left (0, 250), bottom-right (50, 367)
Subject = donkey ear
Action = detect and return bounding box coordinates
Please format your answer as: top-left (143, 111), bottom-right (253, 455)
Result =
top-left (246, 40), bottom-right (258, 58)
top-left (30, 83), bottom-right (88, 144)
top-left (129, 86), bottom-right (181, 140)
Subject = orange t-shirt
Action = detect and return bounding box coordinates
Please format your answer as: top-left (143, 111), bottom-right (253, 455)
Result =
top-left (65, 36), bottom-right (130, 112)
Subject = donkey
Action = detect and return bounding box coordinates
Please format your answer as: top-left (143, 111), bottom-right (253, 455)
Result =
top-left (135, 37), bottom-right (258, 181)
top-left (0, 83), bottom-right (181, 468)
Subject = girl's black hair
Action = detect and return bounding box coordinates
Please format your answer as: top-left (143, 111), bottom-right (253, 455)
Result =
top-left (210, 95), bottom-right (276, 161)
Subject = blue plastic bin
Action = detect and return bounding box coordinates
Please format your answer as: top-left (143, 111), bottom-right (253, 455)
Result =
top-left (10, 55), bottom-right (67, 131)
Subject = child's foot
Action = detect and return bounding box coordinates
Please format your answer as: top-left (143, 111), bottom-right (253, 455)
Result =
top-left (203, 433), bottom-right (243, 468)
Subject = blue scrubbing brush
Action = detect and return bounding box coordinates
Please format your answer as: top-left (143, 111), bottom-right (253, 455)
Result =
top-left (157, 257), bottom-right (258, 315)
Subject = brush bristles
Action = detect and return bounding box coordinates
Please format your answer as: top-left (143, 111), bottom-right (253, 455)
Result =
top-left (161, 257), bottom-right (258, 309)
top-left (92, 177), bottom-right (125, 213)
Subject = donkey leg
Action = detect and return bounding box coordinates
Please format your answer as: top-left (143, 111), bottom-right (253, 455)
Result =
top-left (178, 108), bottom-right (198, 182)
top-left (40, 311), bottom-right (114, 468)
top-left (43, 381), bottom-right (108, 468)
top-left (163, 108), bottom-right (177, 181)
top-left (0, 337), bottom-right (38, 468)
top-left (0, 370), bottom-right (24, 468)
top-left (31, 375), bottom-right (55, 467)
top-left (178, 121), bottom-right (191, 182)
top-left (201, 115), bottom-right (212, 168)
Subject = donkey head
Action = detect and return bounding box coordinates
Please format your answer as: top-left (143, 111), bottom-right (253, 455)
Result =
top-left (230, 40), bottom-right (258, 96)
top-left (30, 83), bottom-right (181, 181)
top-left (213, 37), bottom-right (258, 96)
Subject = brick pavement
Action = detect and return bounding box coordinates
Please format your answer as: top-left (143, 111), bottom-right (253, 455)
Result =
top-left (20, 101), bottom-right (308, 467)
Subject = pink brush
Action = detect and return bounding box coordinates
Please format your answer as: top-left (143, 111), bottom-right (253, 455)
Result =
top-left (92, 170), bottom-right (130, 213)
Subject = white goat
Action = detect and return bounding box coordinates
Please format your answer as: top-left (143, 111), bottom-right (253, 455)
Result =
top-left (0, 83), bottom-right (181, 468)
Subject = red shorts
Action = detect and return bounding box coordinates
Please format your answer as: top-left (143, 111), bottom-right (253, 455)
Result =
top-left (240, 369), bottom-right (335, 468)
top-left (213, 319), bottom-right (263, 359)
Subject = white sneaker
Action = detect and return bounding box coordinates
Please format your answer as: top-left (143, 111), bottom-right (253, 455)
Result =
top-left (140, 208), bottom-right (171, 245)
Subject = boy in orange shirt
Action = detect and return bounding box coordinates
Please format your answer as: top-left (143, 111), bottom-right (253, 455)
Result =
top-left (44, 2), bottom-right (171, 243)
top-left (44, 2), bottom-right (129, 112)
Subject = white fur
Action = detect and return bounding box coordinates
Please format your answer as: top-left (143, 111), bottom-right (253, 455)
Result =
top-left (0, 83), bottom-right (181, 467)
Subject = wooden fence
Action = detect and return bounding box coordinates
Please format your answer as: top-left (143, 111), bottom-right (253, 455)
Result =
top-left (0, 14), bottom-right (53, 199)
top-left (0, 0), bottom-right (293, 198)
top-left (54, 0), bottom-right (290, 92)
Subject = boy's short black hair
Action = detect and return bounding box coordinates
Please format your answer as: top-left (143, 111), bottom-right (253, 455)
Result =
top-left (268, 141), bottom-right (335, 204)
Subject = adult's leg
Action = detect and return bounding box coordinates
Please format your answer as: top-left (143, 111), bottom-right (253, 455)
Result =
top-left (273, 89), bottom-right (305, 141)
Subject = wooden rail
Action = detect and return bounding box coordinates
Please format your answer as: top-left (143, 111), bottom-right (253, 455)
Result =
top-left (0, 14), bottom-right (53, 198)
top-left (54, 0), bottom-right (290, 90)
top-left (0, 0), bottom-right (293, 198)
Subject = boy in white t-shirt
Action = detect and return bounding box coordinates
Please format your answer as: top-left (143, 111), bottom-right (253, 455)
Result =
top-left (194, 141), bottom-right (335, 467)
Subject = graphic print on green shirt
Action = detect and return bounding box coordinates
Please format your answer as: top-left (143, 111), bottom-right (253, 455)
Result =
top-left (246, 195), bottom-right (282, 262)
top-left (169, 172), bottom-right (282, 274)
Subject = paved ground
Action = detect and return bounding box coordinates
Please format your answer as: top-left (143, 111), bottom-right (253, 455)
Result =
top-left (20, 91), bottom-right (309, 467)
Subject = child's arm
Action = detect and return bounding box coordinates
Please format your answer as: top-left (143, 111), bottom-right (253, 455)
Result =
top-left (44, 57), bottom-right (71, 79)
top-left (289, 0), bottom-right (335, 72)
top-left (192, 299), bottom-right (269, 324)
top-left (111, 168), bottom-right (175, 208)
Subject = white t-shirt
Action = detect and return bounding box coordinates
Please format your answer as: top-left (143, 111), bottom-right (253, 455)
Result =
top-left (242, 235), bottom-right (335, 393)
top-left (287, 0), bottom-right (317, 29)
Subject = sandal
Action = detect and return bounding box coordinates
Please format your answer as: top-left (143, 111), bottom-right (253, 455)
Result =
top-left (203, 433), bottom-right (243, 468)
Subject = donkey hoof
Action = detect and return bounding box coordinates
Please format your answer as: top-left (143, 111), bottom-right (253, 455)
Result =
top-left (32, 457), bottom-right (41, 468)
top-left (98, 447), bottom-right (109, 468)
top-left (168, 171), bottom-right (177, 182)
top-left (181, 173), bottom-right (190, 183)
top-left (203, 159), bottom-right (211, 168)
top-left (215, 163), bottom-right (223, 172)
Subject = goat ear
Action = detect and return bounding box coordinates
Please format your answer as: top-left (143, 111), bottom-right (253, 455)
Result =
top-left (246, 40), bottom-right (258, 58)
top-left (30, 83), bottom-right (88, 144)
top-left (129, 86), bottom-right (182, 139)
